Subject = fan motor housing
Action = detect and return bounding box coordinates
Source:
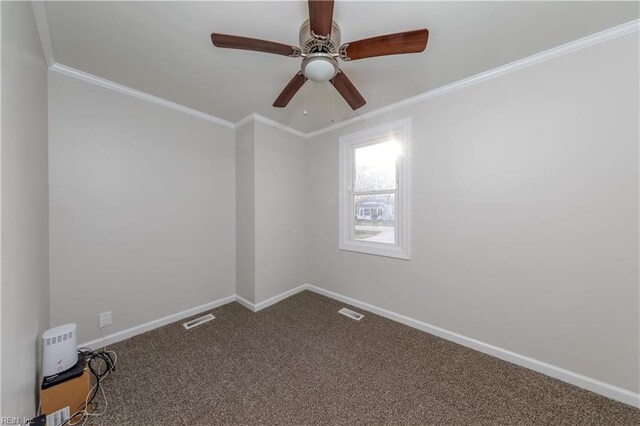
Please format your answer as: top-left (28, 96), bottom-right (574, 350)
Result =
top-left (299, 19), bottom-right (341, 55)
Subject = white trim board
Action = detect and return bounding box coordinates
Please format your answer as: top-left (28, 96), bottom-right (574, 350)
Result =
top-left (254, 285), bottom-right (308, 311)
top-left (235, 295), bottom-right (256, 312)
top-left (304, 19), bottom-right (640, 138)
top-left (48, 63), bottom-right (236, 129)
top-left (79, 286), bottom-right (308, 348)
top-left (77, 284), bottom-right (639, 407)
top-left (234, 285), bottom-right (308, 312)
top-left (251, 114), bottom-right (308, 139)
top-left (234, 114), bottom-right (254, 129)
top-left (33, 6), bottom-right (639, 140)
top-left (78, 295), bottom-right (236, 350)
top-left (235, 113), bottom-right (308, 139)
top-left (32, 1), bottom-right (55, 68)
top-left (302, 284), bottom-right (640, 408)
top-left (242, 19), bottom-right (640, 139)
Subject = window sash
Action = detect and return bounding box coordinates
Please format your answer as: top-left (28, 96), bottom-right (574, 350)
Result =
top-left (349, 139), bottom-right (400, 246)
top-left (350, 137), bottom-right (399, 193)
top-left (350, 190), bottom-right (398, 243)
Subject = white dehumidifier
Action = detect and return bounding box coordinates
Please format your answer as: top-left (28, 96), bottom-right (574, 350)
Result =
top-left (42, 323), bottom-right (78, 377)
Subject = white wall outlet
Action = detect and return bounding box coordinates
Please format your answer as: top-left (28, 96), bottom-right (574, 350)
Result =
top-left (99, 311), bottom-right (112, 328)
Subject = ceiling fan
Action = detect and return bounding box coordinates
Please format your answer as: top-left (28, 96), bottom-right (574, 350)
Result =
top-left (210, 0), bottom-right (429, 111)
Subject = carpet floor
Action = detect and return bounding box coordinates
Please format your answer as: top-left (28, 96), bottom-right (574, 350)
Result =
top-left (89, 290), bottom-right (639, 425)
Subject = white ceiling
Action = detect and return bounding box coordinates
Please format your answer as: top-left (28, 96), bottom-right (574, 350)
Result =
top-left (45, 1), bottom-right (639, 133)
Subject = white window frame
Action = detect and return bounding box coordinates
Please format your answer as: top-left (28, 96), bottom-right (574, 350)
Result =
top-left (338, 118), bottom-right (411, 260)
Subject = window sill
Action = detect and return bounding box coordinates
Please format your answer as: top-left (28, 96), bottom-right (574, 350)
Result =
top-left (339, 241), bottom-right (411, 260)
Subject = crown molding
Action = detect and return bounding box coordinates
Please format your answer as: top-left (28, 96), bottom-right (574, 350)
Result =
top-left (305, 18), bottom-right (640, 138)
top-left (235, 114), bottom-right (254, 129)
top-left (49, 63), bottom-right (236, 129)
top-left (235, 19), bottom-right (639, 139)
top-left (32, 1), bottom-right (55, 68)
top-left (35, 4), bottom-right (638, 140)
top-left (34, 0), bottom-right (235, 129)
top-left (234, 113), bottom-right (308, 139)
top-left (252, 114), bottom-right (308, 139)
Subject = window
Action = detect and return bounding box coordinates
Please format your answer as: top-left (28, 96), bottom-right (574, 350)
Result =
top-left (339, 118), bottom-right (410, 259)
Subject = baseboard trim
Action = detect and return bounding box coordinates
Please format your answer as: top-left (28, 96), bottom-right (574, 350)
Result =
top-left (78, 295), bottom-right (236, 349)
top-left (78, 288), bottom-right (304, 349)
top-left (303, 284), bottom-right (640, 408)
top-left (254, 285), bottom-right (308, 311)
top-left (234, 285), bottom-right (308, 312)
top-left (234, 295), bottom-right (256, 312)
top-left (76, 284), bottom-right (639, 407)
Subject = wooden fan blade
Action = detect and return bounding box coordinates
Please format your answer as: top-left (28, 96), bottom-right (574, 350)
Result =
top-left (331, 70), bottom-right (366, 110)
top-left (211, 33), bottom-right (300, 57)
top-left (308, 0), bottom-right (334, 37)
top-left (273, 73), bottom-right (306, 108)
top-left (340, 29), bottom-right (429, 61)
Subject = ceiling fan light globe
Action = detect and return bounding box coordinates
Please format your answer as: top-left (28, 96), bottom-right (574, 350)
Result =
top-left (302, 54), bottom-right (338, 82)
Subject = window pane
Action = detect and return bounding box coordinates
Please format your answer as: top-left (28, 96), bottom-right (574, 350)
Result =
top-left (353, 194), bottom-right (395, 244)
top-left (354, 140), bottom-right (399, 192)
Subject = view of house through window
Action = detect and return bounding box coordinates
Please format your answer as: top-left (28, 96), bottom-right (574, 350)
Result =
top-left (352, 140), bottom-right (400, 244)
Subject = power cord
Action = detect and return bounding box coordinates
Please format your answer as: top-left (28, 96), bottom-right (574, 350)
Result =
top-left (59, 347), bottom-right (117, 426)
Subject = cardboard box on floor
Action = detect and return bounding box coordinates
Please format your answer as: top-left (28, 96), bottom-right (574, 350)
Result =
top-left (40, 365), bottom-right (92, 425)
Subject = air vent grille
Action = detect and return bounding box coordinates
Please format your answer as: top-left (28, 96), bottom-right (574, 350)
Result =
top-left (183, 314), bottom-right (215, 329)
top-left (339, 308), bottom-right (364, 321)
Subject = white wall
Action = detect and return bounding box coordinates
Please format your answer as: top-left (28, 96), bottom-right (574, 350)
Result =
top-left (1, 2), bottom-right (50, 418)
top-left (234, 120), bottom-right (307, 304)
top-left (254, 121), bottom-right (307, 302)
top-left (235, 121), bottom-right (255, 302)
top-left (48, 72), bottom-right (236, 344)
top-left (306, 33), bottom-right (639, 393)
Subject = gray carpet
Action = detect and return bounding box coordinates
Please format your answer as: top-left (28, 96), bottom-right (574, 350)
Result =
top-left (90, 291), bottom-right (639, 425)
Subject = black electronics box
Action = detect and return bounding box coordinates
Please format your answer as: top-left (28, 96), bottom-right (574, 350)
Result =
top-left (41, 356), bottom-right (85, 389)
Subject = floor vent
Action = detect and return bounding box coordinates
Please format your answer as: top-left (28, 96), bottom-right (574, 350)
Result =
top-left (339, 308), bottom-right (364, 321)
top-left (183, 314), bottom-right (215, 329)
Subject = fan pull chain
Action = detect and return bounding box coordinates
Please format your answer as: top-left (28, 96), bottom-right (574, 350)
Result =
top-left (330, 77), bottom-right (335, 123)
top-left (302, 78), bottom-right (309, 116)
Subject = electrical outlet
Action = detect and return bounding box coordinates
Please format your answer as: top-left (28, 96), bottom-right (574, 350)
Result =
top-left (99, 311), bottom-right (112, 328)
